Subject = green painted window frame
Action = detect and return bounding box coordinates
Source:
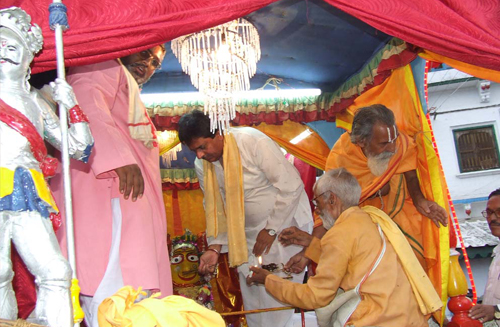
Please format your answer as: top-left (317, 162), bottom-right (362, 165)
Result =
top-left (453, 125), bottom-right (500, 173)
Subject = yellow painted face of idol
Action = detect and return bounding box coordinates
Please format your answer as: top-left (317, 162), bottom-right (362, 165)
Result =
top-left (171, 246), bottom-right (201, 286)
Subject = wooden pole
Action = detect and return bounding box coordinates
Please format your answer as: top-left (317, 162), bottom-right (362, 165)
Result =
top-left (219, 306), bottom-right (296, 316)
top-left (0, 319), bottom-right (46, 327)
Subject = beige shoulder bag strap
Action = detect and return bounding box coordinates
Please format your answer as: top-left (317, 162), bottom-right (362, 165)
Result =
top-left (315, 224), bottom-right (386, 327)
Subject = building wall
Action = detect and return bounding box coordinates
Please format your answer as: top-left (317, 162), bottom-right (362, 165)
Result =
top-left (428, 70), bottom-right (499, 309)
top-left (428, 72), bottom-right (500, 219)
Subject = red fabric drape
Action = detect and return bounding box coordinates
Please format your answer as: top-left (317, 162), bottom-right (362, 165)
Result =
top-left (6, 0), bottom-right (500, 74)
top-left (323, 0), bottom-right (500, 71)
top-left (286, 154), bottom-right (316, 213)
top-left (12, 246), bottom-right (36, 319)
top-left (162, 181), bottom-right (200, 191)
top-left (6, 0), bottom-right (278, 74)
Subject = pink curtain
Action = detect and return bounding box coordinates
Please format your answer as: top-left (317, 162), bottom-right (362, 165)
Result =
top-left (6, 0), bottom-right (277, 74)
top-left (324, 0), bottom-right (500, 71)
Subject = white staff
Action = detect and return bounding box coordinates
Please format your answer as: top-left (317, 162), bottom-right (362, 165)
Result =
top-left (48, 1), bottom-right (84, 325)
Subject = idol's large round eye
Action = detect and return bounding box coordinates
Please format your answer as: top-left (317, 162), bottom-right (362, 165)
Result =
top-left (171, 254), bottom-right (184, 264)
top-left (187, 254), bottom-right (199, 262)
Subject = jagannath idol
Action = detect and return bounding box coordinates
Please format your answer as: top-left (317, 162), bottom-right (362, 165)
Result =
top-left (170, 230), bottom-right (214, 310)
top-left (0, 6), bottom-right (93, 327)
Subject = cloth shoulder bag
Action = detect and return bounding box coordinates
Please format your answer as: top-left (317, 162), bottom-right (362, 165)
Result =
top-left (315, 224), bottom-right (386, 327)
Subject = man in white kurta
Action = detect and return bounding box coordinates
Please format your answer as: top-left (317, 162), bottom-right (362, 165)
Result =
top-left (178, 110), bottom-right (312, 327)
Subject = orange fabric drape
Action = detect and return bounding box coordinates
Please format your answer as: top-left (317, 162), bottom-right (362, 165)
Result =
top-left (336, 65), bottom-right (451, 322)
top-left (158, 123), bottom-right (330, 170)
top-left (253, 120), bottom-right (331, 170)
top-left (420, 50), bottom-right (500, 84)
top-left (164, 189), bottom-right (206, 237)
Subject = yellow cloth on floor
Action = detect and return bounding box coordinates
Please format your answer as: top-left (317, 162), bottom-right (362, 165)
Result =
top-left (362, 205), bottom-right (442, 315)
top-left (98, 286), bottom-right (225, 327)
top-left (203, 132), bottom-right (247, 267)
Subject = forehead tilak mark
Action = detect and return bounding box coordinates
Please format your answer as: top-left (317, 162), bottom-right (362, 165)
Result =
top-left (386, 125), bottom-right (397, 143)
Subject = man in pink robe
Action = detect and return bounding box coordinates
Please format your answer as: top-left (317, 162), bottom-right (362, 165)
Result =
top-left (52, 46), bottom-right (172, 327)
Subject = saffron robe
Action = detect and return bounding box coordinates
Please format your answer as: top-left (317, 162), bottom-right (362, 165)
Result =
top-left (265, 207), bottom-right (428, 327)
top-left (325, 132), bottom-right (429, 268)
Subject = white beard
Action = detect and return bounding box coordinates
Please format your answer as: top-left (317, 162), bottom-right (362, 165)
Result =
top-left (367, 151), bottom-right (394, 176)
top-left (320, 210), bottom-right (336, 230)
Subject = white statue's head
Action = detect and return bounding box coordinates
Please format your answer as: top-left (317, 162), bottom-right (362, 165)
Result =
top-left (0, 7), bottom-right (43, 55)
top-left (0, 7), bottom-right (43, 83)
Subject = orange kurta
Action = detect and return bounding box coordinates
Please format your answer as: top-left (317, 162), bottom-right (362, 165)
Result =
top-left (325, 132), bottom-right (429, 268)
top-left (265, 207), bottom-right (427, 327)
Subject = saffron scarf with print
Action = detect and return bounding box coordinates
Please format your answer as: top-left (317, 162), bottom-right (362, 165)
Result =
top-left (203, 132), bottom-right (247, 267)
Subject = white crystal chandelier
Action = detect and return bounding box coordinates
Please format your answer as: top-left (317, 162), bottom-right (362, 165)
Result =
top-left (171, 18), bottom-right (261, 132)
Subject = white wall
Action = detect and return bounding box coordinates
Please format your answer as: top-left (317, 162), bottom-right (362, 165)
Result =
top-left (428, 73), bottom-right (500, 218)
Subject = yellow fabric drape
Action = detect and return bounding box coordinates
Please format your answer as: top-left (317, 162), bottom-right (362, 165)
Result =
top-left (336, 65), bottom-right (450, 323)
top-left (420, 50), bottom-right (500, 83)
top-left (363, 206), bottom-right (442, 315)
top-left (98, 286), bottom-right (225, 327)
top-left (203, 133), bottom-right (247, 267)
top-left (253, 120), bottom-right (331, 170)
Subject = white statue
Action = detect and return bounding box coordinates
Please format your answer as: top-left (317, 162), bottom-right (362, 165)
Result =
top-left (0, 7), bottom-right (94, 327)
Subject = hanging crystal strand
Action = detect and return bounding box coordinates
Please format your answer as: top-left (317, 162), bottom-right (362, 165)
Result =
top-left (232, 96), bottom-right (237, 120)
top-left (242, 22), bottom-right (247, 50)
top-left (171, 18), bottom-right (260, 133)
top-left (201, 34), bottom-right (207, 92)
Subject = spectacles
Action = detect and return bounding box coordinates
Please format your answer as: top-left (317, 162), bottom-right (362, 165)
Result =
top-left (137, 49), bottom-right (162, 70)
top-left (482, 208), bottom-right (500, 219)
top-left (312, 190), bottom-right (332, 207)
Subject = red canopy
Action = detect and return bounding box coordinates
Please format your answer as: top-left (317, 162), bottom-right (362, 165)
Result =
top-left (5, 0), bottom-right (278, 73)
top-left (4, 0), bottom-right (500, 73)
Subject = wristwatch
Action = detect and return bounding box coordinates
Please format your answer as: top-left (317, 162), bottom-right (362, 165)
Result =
top-left (495, 304), bottom-right (500, 320)
top-left (267, 229), bottom-right (276, 236)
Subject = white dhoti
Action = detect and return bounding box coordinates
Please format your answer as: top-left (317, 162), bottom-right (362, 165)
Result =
top-left (81, 199), bottom-right (124, 327)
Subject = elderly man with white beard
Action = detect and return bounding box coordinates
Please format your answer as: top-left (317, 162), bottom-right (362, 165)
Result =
top-left (247, 168), bottom-right (442, 327)
top-left (322, 104), bottom-right (448, 270)
top-left (285, 104), bottom-right (448, 280)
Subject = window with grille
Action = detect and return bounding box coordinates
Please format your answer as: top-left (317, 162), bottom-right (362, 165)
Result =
top-left (453, 126), bottom-right (500, 173)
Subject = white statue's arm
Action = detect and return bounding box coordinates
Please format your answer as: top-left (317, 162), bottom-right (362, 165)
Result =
top-left (35, 78), bottom-right (94, 163)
